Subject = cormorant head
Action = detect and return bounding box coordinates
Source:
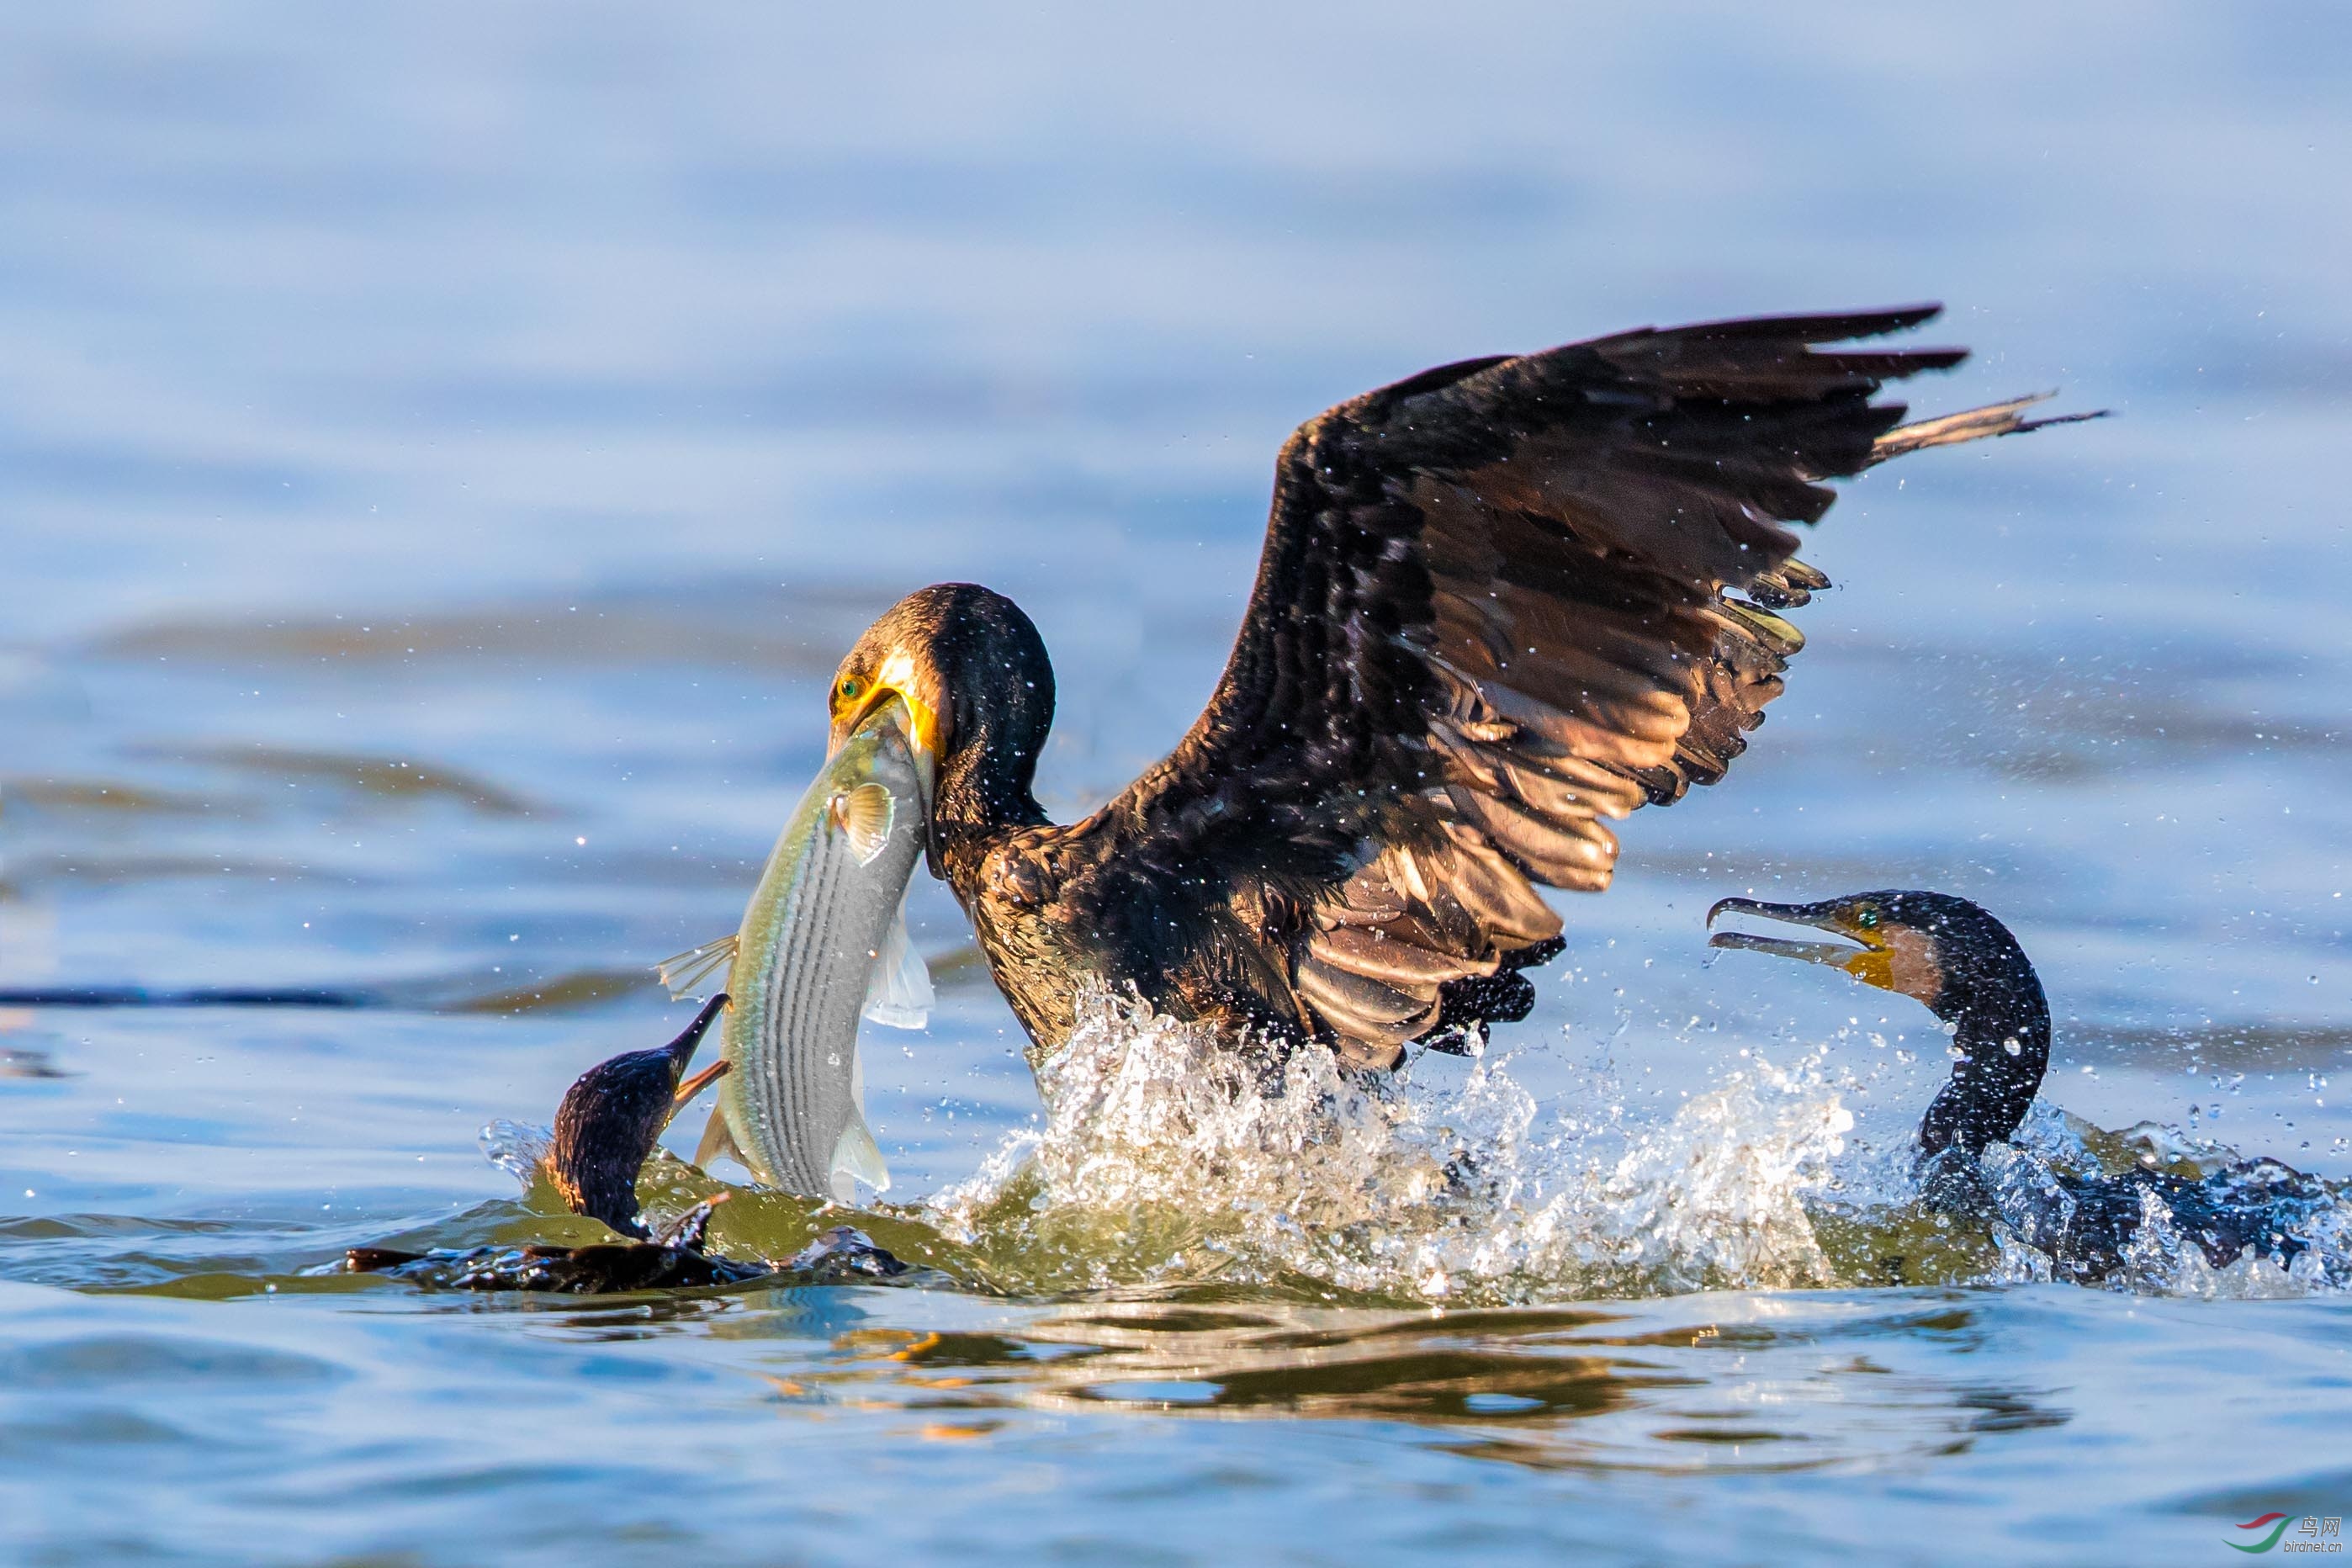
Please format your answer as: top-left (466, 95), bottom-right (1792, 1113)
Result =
top-left (1708, 893), bottom-right (2054, 1157)
top-left (548, 994), bottom-right (731, 1238)
top-left (1704, 890), bottom-right (2032, 1024)
top-left (827, 584), bottom-right (1055, 866)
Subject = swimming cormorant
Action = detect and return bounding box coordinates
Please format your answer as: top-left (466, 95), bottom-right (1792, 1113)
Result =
top-left (546, 993), bottom-right (732, 1237)
top-left (825, 306), bottom-right (2095, 1069)
top-left (1707, 891), bottom-right (2333, 1280)
top-left (345, 995), bottom-right (913, 1290)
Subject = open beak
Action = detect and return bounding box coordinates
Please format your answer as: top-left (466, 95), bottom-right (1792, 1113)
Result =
top-left (671, 1058), bottom-right (730, 1112)
top-left (1706, 896), bottom-right (1891, 983)
top-left (660, 993), bottom-right (732, 1120)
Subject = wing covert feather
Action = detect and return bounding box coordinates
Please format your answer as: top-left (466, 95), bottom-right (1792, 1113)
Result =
top-left (1052, 306), bottom-right (2067, 1063)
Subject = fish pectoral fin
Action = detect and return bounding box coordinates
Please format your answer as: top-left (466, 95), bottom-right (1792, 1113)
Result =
top-left (692, 1104), bottom-right (747, 1173)
top-left (861, 890), bottom-right (934, 1030)
top-left (829, 1115), bottom-right (891, 1202)
top-left (658, 934), bottom-right (739, 1000)
top-left (827, 782), bottom-right (897, 866)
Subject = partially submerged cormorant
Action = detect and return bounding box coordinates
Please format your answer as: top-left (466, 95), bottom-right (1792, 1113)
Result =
top-left (345, 1200), bottom-right (910, 1293)
top-left (548, 993), bottom-right (732, 1237)
top-left (1707, 892), bottom-right (2334, 1280)
top-left (824, 307), bottom-right (2095, 1067)
top-left (347, 1195), bottom-right (774, 1293)
top-left (346, 995), bottom-right (913, 1292)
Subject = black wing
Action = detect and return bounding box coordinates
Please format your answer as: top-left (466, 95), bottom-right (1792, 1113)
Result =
top-left (1067, 306), bottom-right (2075, 1064)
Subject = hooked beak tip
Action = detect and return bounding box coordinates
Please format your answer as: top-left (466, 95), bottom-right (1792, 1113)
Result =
top-left (1705, 895), bottom-right (1795, 930)
top-left (1703, 898), bottom-right (1880, 971)
top-left (665, 992), bottom-right (729, 1055)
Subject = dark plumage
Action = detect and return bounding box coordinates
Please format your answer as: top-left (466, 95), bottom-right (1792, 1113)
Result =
top-left (343, 1204), bottom-right (919, 1294)
top-left (345, 1197), bottom-right (776, 1292)
top-left (344, 994), bottom-right (919, 1292)
top-left (547, 993), bottom-right (731, 1237)
top-left (828, 307), bottom-right (2096, 1068)
top-left (1708, 892), bottom-right (2332, 1280)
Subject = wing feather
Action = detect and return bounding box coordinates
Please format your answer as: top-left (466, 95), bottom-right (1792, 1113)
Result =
top-left (1054, 306), bottom-right (2082, 1063)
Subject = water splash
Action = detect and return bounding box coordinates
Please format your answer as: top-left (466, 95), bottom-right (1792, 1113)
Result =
top-left (925, 991), bottom-right (1862, 1304)
top-left (1995, 1109), bottom-right (2351, 1297)
top-left (922, 992), bottom-right (2352, 1306)
top-left (479, 1119), bottom-right (552, 1188)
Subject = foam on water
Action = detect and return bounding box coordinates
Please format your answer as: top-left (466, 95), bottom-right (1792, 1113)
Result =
top-left (1992, 1108), bottom-right (2352, 1297)
top-left (921, 992), bottom-right (2352, 1306)
top-left (925, 991), bottom-right (1856, 1303)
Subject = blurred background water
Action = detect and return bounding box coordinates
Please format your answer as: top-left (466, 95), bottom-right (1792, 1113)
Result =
top-left (3, 3), bottom-right (2350, 1564)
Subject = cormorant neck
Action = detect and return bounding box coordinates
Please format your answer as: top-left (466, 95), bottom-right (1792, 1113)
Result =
top-left (1917, 963), bottom-right (2052, 1157)
top-left (928, 710), bottom-right (1052, 896)
top-left (935, 740), bottom-right (1048, 840)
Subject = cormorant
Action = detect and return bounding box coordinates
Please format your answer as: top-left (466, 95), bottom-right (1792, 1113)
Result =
top-left (824, 306), bottom-right (2095, 1069)
top-left (345, 994), bottom-right (911, 1290)
top-left (1707, 891), bottom-right (2334, 1280)
top-left (546, 993), bottom-right (732, 1237)
top-left (346, 1195), bottom-right (773, 1293)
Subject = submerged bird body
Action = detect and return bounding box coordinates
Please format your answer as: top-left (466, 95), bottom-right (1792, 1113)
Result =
top-left (347, 1199), bottom-right (771, 1293)
top-left (814, 308), bottom-right (2095, 1069)
top-left (344, 1204), bottom-right (915, 1294)
top-left (1708, 891), bottom-right (2333, 1279)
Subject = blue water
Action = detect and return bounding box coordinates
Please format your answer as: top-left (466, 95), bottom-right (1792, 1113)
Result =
top-left (3, 3), bottom-right (2350, 1562)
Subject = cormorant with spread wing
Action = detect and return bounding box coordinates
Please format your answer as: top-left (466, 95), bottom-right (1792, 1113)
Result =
top-left (824, 306), bottom-right (2093, 1068)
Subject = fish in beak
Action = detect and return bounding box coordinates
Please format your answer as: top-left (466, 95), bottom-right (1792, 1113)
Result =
top-left (681, 691), bottom-right (931, 1202)
top-left (829, 681), bottom-right (939, 871)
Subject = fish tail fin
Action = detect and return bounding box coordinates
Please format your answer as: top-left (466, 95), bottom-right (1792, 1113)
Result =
top-left (1868, 393), bottom-right (2106, 464)
top-left (829, 1114), bottom-right (891, 1204)
top-left (658, 934), bottom-right (739, 999)
top-left (827, 782), bottom-right (897, 865)
top-left (861, 888), bottom-right (934, 1030)
top-left (693, 1104), bottom-right (748, 1173)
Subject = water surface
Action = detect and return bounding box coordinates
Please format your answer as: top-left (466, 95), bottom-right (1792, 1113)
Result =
top-left (4, 3), bottom-right (2351, 1563)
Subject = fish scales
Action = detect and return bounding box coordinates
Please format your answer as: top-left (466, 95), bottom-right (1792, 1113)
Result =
top-left (793, 836), bottom-right (867, 1185)
top-left (710, 713), bottom-right (926, 1200)
top-left (771, 844), bottom-right (846, 1191)
top-left (754, 798), bottom-right (852, 1193)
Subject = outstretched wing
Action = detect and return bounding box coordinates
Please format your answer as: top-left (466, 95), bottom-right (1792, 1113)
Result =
top-left (1079, 306), bottom-right (2076, 1064)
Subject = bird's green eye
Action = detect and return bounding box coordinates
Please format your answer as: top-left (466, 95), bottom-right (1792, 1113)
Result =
top-left (1854, 907), bottom-right (1880, 930)
top-left (838, 677), bottom-right (862, 702)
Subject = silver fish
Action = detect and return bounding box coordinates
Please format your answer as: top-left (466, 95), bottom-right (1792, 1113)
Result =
top-left (658, 707), bottom-right (931, 1202)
